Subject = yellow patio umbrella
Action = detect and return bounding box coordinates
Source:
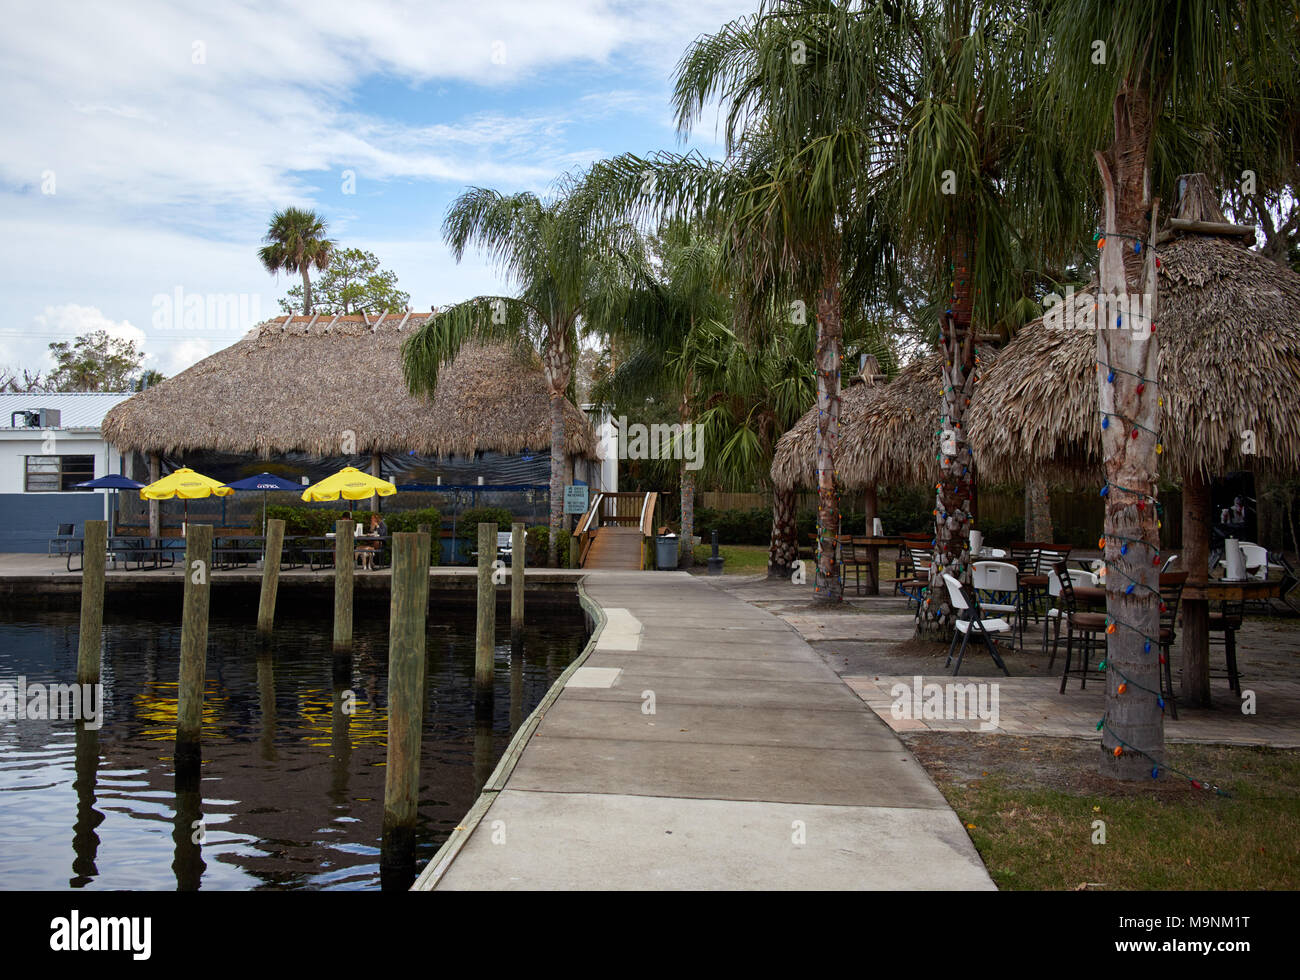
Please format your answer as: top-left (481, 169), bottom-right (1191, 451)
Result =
top-left (139, 467), bottom-right (234, 530)
top-left (300, 466), bottom-right (396, 503)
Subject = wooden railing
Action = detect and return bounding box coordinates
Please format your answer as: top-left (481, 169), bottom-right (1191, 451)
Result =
top-left (574, 491), bottom-right (659, 568)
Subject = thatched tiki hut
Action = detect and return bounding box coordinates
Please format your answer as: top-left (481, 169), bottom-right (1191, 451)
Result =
top-left (102, 313), bottom-right (596, 537)
top-left (770, 353), bottom-right (941, 579)
top-left (968, 175), bottom-right (1300, 706)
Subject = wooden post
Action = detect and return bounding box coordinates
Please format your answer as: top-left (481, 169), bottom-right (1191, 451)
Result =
top-left (1181, 469), bottom-right (1212, 707)
top-left (77, 520), bottom-right (107, 684)
top-left (257, 518), bottom-right (285, 636)
top-left (369, 452), bottom-right (382, 513)
top-left (334, 519), bottom-right (354, 652)
top-left (383, 532), bottom-right (431, 855)
top-left (511, 521), bottom-right (525, 634)
top-left (148, 453), bottom-right (161, 541)
top-left (418, 522), bottom-right (432, 565)
top-left (476, 522), bottom-right (497, 694)
top-left (177, 524), bottom-right (212, 752)
top-left (862, 486), bottom-right (880, 596)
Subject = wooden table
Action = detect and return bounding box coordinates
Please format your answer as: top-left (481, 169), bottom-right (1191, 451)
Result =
top-left (1180, 578), bottom-right (1283, 707)
top-left (851, 535), bottom-right (903, 595)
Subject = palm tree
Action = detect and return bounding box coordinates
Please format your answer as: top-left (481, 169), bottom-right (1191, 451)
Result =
top-left (584, 0), bottom-right (896, 601)
top-left (1047, 0), bottom-right (1300, 779)
top-left (258, 208), bottom-right (335, 314)
top-left (583, 221), bottom-right (732, 567)
top-left (401, 186), bottom-right (622, 567)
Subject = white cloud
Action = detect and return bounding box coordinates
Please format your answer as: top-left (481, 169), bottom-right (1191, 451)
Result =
top-left (0, 0), bottom-right (755, 377)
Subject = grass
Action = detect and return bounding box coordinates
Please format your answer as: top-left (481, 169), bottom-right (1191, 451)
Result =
top-left (911, 734), bottom-right (1300, 890)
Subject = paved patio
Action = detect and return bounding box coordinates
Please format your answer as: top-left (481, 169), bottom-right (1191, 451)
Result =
top-left (715, 573), bottom-right (1300, 749)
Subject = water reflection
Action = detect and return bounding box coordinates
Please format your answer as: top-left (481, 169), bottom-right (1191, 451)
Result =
top-left (70, 722), bottom-right (103, 888)
top-left (0, 596), bottom-right (586, 890)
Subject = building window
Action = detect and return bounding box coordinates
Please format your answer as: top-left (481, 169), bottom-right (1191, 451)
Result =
top-left (25, 456), bottom-right (95, 492)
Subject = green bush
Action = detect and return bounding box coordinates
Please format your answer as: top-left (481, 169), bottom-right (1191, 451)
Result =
top-left (525, 524), bottom-right (573, 568)
top-left (384, 507), bottom-right (443, 565)
top-left (265, 505), bottom-right (343, 536)
top-left (456, 506), bottom-right (515, 533)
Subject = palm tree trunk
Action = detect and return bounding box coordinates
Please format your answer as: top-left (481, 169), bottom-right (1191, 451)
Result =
top-left (301, 267), bottom-right (313, 315)
top-left (678, 387), bottom-right (695, 568)
top-left (679, 463), bottom-right (695, 568)
top-left (934, 234), bottom-right (977, 614)
top-left (542, 337), bottom-right (574, 569)
top-left (1095, 79), bottom-right (1163, 780)
top-left (813, 273), bottom-right (843, 603)
top-left (768, 486), bottom-right (798, 579)
top-left (1025, 476), bottom-right (1053, 541)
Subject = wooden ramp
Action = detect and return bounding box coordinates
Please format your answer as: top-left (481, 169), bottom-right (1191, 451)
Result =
top-left (582, 526), bottom-right (644, 570)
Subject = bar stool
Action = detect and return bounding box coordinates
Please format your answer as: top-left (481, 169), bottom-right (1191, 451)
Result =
top-left (1054, 561), bottom-right (1108, 693)
top-left (1158, 572), bottom-right (1188, 720)
top-left (1208, 597), bottom-right (1244, 693)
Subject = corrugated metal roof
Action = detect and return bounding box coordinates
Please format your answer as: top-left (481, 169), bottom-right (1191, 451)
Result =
top-left (0, 392), bottom-right (134, 430)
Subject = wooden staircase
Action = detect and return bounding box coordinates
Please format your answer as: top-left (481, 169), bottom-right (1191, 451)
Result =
top-left (574, 491), bottom-right (659, 570)
top-left (582, 526), bottom-right (645, 570)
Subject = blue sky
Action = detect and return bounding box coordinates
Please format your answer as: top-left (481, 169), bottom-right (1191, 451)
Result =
top-left (0, 0), bottom-right (754, 379)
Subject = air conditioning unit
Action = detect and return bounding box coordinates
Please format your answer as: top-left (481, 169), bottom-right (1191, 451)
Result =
top-left (10, 408), bottom-right (61, 428)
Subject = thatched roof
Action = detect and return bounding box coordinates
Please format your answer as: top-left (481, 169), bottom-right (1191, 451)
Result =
top-left (968, 176), bottom-right (1300, 483)
top-left (102, 313), bottom-right (596, 459)
top-left (770, 352), bottom-right (945, 491)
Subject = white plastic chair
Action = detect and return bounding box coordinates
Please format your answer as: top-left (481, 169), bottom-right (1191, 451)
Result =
top-left (942, 573), bottom-right (1011, 676)
top-left (973, 560), bottom-right (1020, 630)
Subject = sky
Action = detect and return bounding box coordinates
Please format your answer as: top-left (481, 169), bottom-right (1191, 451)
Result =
top-left (0, 0), bottom-right (755, 381)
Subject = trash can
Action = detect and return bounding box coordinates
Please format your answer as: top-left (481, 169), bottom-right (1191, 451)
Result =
top-left (655, 534), bottom-right (679, 570)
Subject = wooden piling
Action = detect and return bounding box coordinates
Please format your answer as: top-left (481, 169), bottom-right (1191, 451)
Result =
top-left (77, 520), bottom-right (107, 685)
top-left (511, 521), bottom-right (525, 634)
top-left (257, 518), bottom-right (285, 636)
top-left (476, 522), bottom-right (497, 692)
top-left (177, 524), bottom-right (213, 748)
top-left (334, 519), bottom-right (354, 652)
top-left (384, 532), bottom-right (431, 834)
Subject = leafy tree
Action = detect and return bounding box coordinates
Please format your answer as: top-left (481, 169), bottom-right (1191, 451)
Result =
top-left (47, 331), bottom-right (146, 391)
top-left (401, 186), bottom-right (627, 567)
top-left (276, 247), bottom-right (410, 315)
top-left (258, 207), bottom-right (335, 314)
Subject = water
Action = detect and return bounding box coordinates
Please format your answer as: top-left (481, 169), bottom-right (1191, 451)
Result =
top-left (0, 592), bottom-right (588, 890)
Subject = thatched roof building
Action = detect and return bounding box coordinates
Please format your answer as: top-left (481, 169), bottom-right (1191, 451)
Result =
top-left (770, 352), bottom-right (944, 491)
top-left (102, 313), bottom-right (597, 460)
top-left (968, 176), bottom-right (1300, 485)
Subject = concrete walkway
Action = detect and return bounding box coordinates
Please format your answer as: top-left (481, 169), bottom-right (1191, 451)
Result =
top-left (416, 571), bottom-right (994, 890)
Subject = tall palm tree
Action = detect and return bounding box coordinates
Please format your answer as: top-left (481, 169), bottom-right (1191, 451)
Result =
top-left (584, 221), bottom-right (732, 567)
top-left (1047, 0), bottom-right (1300, 779)
top-left (258, 208), bottom-right (335, 314)
top-left (843, 1), bottom-right (1094, 618)
top-left (401, 186), bottom-right (622, 567)
top-left (584, 0), bottom-right (896, 601)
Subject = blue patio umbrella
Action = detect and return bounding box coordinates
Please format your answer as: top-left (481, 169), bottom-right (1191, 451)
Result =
top-left (221, 473), bottom-right (303, 539)
top-left (75, 474), bottom-right (146, 536)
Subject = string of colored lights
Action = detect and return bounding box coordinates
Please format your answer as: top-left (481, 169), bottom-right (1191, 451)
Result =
top-left (1096, 720), bottom-right (1230, 793)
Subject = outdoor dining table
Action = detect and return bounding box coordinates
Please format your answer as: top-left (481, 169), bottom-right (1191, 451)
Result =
top-left (848, 535), bottom-right (903, 595)
top-left (1178, 577), bottom-right (1283, 708)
